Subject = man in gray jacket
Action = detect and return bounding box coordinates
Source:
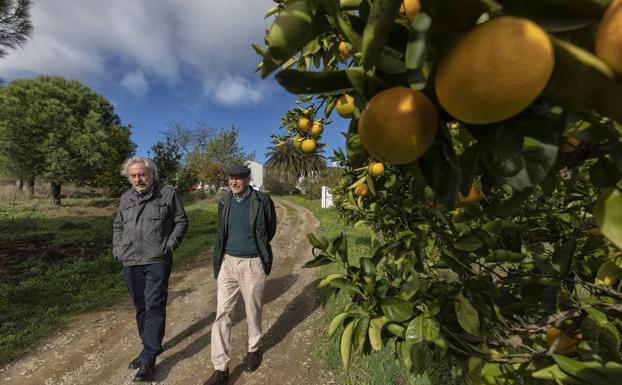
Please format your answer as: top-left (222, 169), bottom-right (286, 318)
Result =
top-left (113, 156), bottom-right (188, 382)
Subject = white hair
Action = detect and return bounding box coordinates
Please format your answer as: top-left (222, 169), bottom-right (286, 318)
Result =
top-left (120, 157), bottom-right (159, 181)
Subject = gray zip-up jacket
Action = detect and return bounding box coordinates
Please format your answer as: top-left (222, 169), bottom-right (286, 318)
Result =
top-left (113, 183), bottom-right (188, 266)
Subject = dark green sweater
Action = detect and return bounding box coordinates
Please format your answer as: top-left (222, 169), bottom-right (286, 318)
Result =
top-left (224, 196), bottom-right (258, 257)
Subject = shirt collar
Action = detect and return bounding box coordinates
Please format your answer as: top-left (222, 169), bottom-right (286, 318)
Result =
top-left (232, 186), bottom-right (251, 203)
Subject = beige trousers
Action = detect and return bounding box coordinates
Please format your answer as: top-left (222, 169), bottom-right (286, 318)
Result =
top-left (211, 254), bottom-right (266, 371)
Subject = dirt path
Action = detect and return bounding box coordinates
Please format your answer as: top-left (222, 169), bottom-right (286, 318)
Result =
top-left (0, 199), bottom-right (336, 385)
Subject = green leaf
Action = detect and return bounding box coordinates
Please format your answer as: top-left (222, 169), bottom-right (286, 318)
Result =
top-left (590, 157), bottom-right (622, 188)
top-left (455, 232), bottom-right (484, 252)
top-left (454, 293), bottom-right (480, 337)
top-left (317, 273), bottom-right (345, 288)
top-left (424, 316), bottom-right (447, 350)
top-left (404, 315), bottom-right (427, 373)
top-left (485, 249), bottom-right (525, 263)
top-left (303, 254), bottom-right (332, 268)
top-left (275, 68), bottom-right (366, 95)
top-left (341, 319), bottom-right (356, 370)
top-left (405, 13), bottom-right (431, 70)
top-left (369, 316), bottom-right (390, 351)
top-left (307, 233), bottom-right (329, 249)
top-left (419, 128), bottom-right (460, 208)
top-left (554, 356), bottom-right (619, 385)
top-left (266, 0), bottom-right (314, 64)
top-left (476, 114), bottom-right (560, 190)
top-left (532, 364), bottom-right (584, 383)
top-left (360, 0), bottom-right (402, 74)
top-left (594, 188), bottom-right (622, 250)
top-left (552, 239), bottom-right (576, 276)
top-left (353, 314), bottom-right (370, 351)
top-left (319, 0), bottom-right (362, 49)
top-left (544, 38), bottom-right (622, 123)
top-left (381, 297), bottom-right (414, 322)
top-left (359, 257), bottom-right (376, 276)
top-left (328, 312), bottom-right (352, 338)
top-left (387, 323), bottom-right (405, 338)
top-left (487, 188), bottom-right (533, 217)
top-left (459, 143), bottom-right (480, 197)
top-left (482, 219), bottom-right (518, 234)
top-left (329, 278), bottom-right (362, 294)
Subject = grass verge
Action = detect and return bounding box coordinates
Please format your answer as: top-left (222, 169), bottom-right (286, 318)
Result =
top-left (0, 196), bottom-right (217, 365)
top-left (278, 195), bottom-right (462, 385)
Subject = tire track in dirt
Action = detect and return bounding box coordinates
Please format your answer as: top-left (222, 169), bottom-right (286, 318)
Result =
top-left (0, 199), bottom-right (336, 385)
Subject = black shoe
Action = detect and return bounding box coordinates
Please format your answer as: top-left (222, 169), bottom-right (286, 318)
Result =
top-left (246, 351), bottom-right (261, 372)
top-left (204, 369), bottom-right (229, 385)
top-left (128, 355), bottom-right (141, 370)
top-left (133, 361), bottom-right (155, 382)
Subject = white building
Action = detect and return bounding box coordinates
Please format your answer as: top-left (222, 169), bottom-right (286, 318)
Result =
top-left (246, 160), bottom-right (265, 192)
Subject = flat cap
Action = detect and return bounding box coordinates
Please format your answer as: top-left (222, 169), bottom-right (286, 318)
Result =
top-left (225, 164), bottom-right (251, 177)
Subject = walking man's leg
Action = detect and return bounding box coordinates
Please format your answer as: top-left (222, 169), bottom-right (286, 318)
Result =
top-left (239, 257), bottom-right (265, 372)
top-left (123, 265), bottom-right (146, 369)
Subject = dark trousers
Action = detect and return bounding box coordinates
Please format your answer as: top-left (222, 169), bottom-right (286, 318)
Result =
top-left (123, 259), bottom-right (173, 364)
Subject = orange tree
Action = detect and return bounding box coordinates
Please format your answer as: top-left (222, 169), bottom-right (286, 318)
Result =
top-left (256, 1), bottom-right (622, 384)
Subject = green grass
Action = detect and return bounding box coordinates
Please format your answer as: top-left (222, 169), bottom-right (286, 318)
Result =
top-left (0, 196), bottom-right (217, 365)
top-left (278, 195), bottom-right (463, 385)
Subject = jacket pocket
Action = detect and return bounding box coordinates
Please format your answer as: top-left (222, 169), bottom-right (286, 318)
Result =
top-left (145, 202), bottom-right (169, 238)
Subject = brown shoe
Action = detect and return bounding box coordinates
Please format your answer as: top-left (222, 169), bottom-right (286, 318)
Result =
top-left (246, 351), bottom-right (261, 372)
top-left (204, 369), bottom-right (229, 385)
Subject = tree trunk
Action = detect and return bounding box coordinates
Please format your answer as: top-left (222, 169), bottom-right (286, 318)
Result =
top-left (15, 179), bottom-right (23, 194)
top-left (50, 182), bottom-right (62, 207)
top-left (26, 179), bottom-right (35, 199)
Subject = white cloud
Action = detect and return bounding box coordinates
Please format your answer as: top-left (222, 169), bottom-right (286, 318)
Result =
top-left (0, 0), bottom-right (275, 106)
top-left (121, 69), bottom-right (148, 96)
top-left (209, 75), bottom-right (265, 106)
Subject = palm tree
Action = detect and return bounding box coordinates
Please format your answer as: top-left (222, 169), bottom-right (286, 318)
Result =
top-left (265, 136), bottom-right (327, 181)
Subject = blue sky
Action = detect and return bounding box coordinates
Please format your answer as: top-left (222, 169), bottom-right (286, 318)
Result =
top-left (0, 0), bottom-right (347, 163)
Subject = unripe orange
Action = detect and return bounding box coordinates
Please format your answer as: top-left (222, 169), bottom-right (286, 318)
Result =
top-left (301, 138), bottom-right (317, 153)
top-left (458, 186), bottom-right (484, 203)
top-left (297, 117), bottom-right (311, 133)
top-left (596, 0), bottom-right (622, 77)
top-left (400, 0), bottom-right (421, 19)
top-left (311, 121), bottom-right (324, 138)
top-left (338, 41), bottom-right (352, 60)
top-left (368, 162), bottom-right (385, 177)
top-left (336, 94), bottom-right (355, 118)
top-left (358, 87), bottom-right (438, 165)
top-left (354, 183), bottom-right (369, 197)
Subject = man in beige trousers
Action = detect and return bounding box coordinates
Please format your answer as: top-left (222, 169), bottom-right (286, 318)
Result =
top-left (205, 165), bottom-right (277, 385)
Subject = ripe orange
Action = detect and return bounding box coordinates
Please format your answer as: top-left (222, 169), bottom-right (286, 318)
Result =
top-left (458, 186), bottom-right (483, 203)
top-left (311, 121), bottom-right (324, 138)
top-left (368, 162), bottom-right (385, 177)
top-left (546, 327), bottom-right (582, 355)
top-left (596, 0), bottom-right (622, 76)
top-left (336, 94), bottom-right (355, 118)
top-left (435, 16), bottom-right (554, 124)
top-left (358, 87), bottom-right (437, 165)
top-left (354, 183), bottom-right (370, 197)
top-left (559, 137), bottom-right (581, 153)
top-left (400, 0), bottom-right (421, 19)
top-left (301, 138), bottom-right (317, 153)
top-left (297, 117), bottom-right (311, 133)
top-left (338, 41), bottom-right (352, 60)
top-left (292, 134), bottom-right (304, 148)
